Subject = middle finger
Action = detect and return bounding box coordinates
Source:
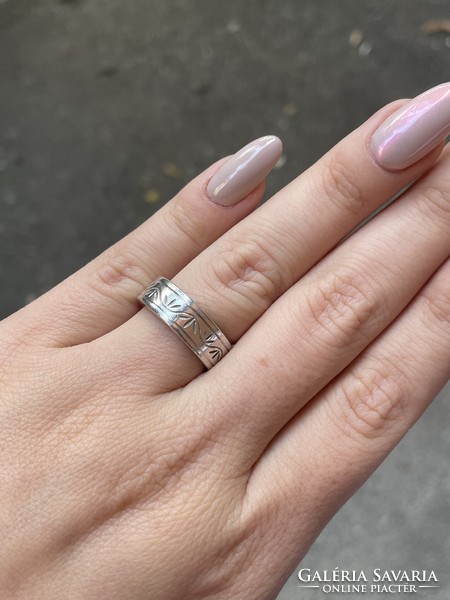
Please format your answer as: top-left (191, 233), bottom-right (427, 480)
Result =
top-left (106, 84), bottom-right (449, 390)
top-left (194, 142), bottom-right (450, 466)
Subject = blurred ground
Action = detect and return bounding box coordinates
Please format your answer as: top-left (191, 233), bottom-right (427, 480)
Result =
top-left (0, 1), bottom-right (449, 598)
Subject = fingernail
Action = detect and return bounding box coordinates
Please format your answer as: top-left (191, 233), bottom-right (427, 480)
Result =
top-left (207, 135), bottom-right (283, 206)
top-left (370, 82), bottom-right (450, 170)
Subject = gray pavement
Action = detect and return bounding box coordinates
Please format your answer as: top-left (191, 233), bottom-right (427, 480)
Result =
top-left (0, 1), bottom-right (449, 598)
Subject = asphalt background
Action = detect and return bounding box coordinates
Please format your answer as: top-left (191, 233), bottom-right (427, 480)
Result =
top-left (0, 1), bottom-right (449, 598)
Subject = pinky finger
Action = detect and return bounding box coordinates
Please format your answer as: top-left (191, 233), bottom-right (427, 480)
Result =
top-left (5, 136), bottom-right (282, 347)
top-left (247, 257), bottom-right (450, 541)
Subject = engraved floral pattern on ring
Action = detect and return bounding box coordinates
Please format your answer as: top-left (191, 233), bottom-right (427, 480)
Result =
top-left (139, 277), bottom-right (231, 369)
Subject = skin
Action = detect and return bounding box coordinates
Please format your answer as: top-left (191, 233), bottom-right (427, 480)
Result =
top-left (1, 99), bottom-right (449, 600)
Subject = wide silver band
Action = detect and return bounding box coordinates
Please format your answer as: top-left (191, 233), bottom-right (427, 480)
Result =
top-left (138, 277), bottom-right (231, 369)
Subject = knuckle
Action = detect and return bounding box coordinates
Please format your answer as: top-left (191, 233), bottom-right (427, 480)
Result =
top-left (321, 155), bottom-right (366, 215)
top-left (303, 268), bottom-right (383, 347)
top-left (119, 421), bottom-right (219, 502)
top-left (334, 362), bottom-right (407, 440)
top-left (207, 233), bottom-right (285, 309)
top-left (423, 285), bottom-right (450, 329)
top-left (418, 180), bottom-right (450, 223)
top-left (166, 194), bottom-right (205, 251)
top-left (90, 250), bottom-right (149, 301)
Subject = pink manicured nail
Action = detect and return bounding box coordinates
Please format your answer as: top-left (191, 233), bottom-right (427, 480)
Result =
top-left (370, 82), bottom-right (450, 170)
top-left (207, 135), bottom-right (282, 206)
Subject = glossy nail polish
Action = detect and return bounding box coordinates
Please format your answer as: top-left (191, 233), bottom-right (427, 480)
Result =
top-left (370, 82), bottom-right (450, 170)
top-left (207, 135), bottom-right (282, 206)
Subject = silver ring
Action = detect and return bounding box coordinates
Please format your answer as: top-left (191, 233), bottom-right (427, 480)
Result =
top-left (138, 277), bottom-right (231, 369)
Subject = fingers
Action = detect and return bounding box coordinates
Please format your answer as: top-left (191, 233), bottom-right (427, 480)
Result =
top-left (245, 257), bottom-right (450, 536)
top-left (190, 143), bottom-right (450, 462)
top-left (112, 87), bottom-right (448, 391)
top-left (6, 136), bottom-right (281, 346)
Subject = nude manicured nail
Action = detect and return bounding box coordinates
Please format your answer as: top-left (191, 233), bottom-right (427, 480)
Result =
top-left (370, 82), bottom-right (450, 170)
top-left (207, 135), bottom-right (282, 206)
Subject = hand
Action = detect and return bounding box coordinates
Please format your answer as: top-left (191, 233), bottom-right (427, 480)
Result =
top-left (1, 83), bottom-right (449, 600)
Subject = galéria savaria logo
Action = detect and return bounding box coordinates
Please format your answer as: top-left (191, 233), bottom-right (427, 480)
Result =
top-left (297, 568), bottom-right (439, 595)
